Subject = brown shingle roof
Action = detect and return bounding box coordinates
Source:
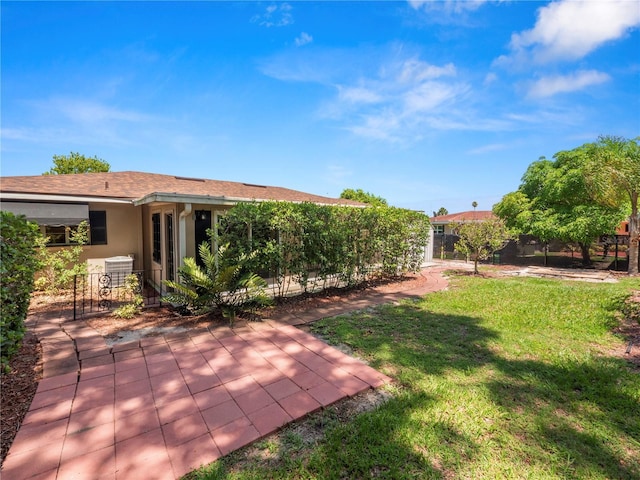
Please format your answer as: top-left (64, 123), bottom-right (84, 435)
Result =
top-left (430, 210), bottom-right (496, 223)
top-left (0, 171), bottom-right (364, 206)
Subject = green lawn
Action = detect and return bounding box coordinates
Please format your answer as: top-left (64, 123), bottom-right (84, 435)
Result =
top-left (187, 274), bottom-right (640, 479)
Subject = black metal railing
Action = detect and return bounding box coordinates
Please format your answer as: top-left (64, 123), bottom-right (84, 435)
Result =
top-left (73, 270), bottom-right (163, 319)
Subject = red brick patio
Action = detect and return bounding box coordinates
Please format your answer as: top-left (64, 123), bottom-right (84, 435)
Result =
top-left (1, 268), bottom-right (448, 479)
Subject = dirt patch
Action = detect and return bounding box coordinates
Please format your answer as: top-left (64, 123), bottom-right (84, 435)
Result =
top-left (613, 320), bottom-right (640, 370)
top-left (612, 290), bottom-right (640, 370)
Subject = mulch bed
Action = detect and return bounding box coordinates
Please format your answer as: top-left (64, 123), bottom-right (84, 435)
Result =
top-left (83, 273), bottom-right (430, 339)
top-left (1, 332), bottom-right (43, 463)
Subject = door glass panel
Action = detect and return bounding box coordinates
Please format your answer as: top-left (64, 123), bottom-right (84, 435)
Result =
top-left (165, 213), bottom-right (175, 282)
top-left (194, 210), bottom-right (211, 268)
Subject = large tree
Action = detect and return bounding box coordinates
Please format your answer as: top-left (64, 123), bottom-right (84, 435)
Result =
top-left (493, 190), bottom-right (558, 266)
top-left (494, 150), bottom-right (626, 266)
top-left (340, 188), bottom-right (388, 207)
top-left (43, 152), bottom-right (110, 175)
top-left (585, 136), bottom-right (640, 274)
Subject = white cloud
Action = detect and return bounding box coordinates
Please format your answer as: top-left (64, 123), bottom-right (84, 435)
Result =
top-left (408, 0), bottom-right (490, 13)
top-left (261, 45), bottom-right (514, 142)
top-left (527, 70), bottom-right (611, 98)
top-left (504, 0), bottom-right (640, 64)
top-left (5, 96), bottom-right (161, 150)
top-left (333, 58), bottom-right (470, 141)
top-left (337, 86), bottom-right (383, 104)
top-left (398, 59), bottom-right (456, 83)
top-left (404, 81), bottom-right (467, 113)
top-left (483, 72), bottom-right (498, 86)
top-left (295, 32), bottom-right (313, 47)
top-left (259, 48), bottom-right (353, 83)
top-left (348, 112), bottom-right (403, 142)
top-left (251, 3), bottom-right (293, 28)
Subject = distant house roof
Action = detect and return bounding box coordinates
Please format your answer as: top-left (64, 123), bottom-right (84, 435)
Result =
top-left (430, 210), bottom-right (496, 224)
top-left (0, 171), bottom-right (365, 207)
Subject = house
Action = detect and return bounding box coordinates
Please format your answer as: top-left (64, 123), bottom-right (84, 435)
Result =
top-left (0, 171), bottom-right (364, 289)
top-left (429, 210), bottom-right (496, 235)
top-left (616, 221), bottom-right (630, 237)
top-left (429, 210), bottom-right (508, 259)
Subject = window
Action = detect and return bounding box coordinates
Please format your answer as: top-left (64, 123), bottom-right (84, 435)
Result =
top-left (44, 226), bottom-right (68, 245)
top-left (43, 224), bottom-right (83, 246)
top-left (152, 213), bottom-right (161, 263)
top-left (89, 211), bottom-right (107, 245)
top-left (433, 225), bottom-right (445, 234)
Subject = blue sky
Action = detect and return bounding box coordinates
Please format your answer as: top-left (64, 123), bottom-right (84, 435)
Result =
top-left (2, 1), bottom-right (639, 214)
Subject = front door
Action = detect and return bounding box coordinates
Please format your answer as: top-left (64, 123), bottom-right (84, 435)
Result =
top-left (194, 210), bottom-right (212, 267)
top-left (150, 208), bottom-right (177, 292)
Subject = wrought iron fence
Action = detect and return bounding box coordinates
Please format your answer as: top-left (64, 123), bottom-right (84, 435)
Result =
top-left (73, 270), bottom-right (163, 320)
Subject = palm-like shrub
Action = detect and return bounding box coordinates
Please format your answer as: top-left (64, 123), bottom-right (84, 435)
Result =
top-left (163, 242), bottom-right (271, 321)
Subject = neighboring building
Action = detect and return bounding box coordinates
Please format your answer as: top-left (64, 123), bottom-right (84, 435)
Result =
top-left (429, 210), bottom-right (510, 260)
top-left (429, 210), bottom-right (496, 235)
top-left (616, 221), bottom-right (630, 237)
top-left (0, 171), bottom-right (364, 290)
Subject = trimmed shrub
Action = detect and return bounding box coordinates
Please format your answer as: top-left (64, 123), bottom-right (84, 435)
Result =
top-left (0, 212), bottom-right (42, 370)
top-left (218, 201), bottom-right (431, 298)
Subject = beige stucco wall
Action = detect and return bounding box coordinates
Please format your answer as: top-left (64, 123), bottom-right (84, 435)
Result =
top-left (82, 202), bottom-right (143, 271)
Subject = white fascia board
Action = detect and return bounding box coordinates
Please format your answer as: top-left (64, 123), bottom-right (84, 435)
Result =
top-left (132, 192), bottom-right (366, 208)
top-left (133, 192), bottom-right (242, 207)
top-left (0, 192), bottom-right (133, 204)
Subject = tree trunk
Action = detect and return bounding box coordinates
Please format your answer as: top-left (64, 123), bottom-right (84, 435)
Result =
top-left (579, 243), bottom-right (592, 266)
top-left (628, 195), bottom-right (639, 275)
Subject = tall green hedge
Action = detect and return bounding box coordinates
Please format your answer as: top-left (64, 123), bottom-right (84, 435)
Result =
top-left (0, 212), bottom-right (41, 370)
top-left (218, 201), bottom-right (431, 297)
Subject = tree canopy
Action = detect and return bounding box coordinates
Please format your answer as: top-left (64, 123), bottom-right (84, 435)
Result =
top-left (585, 136), bottom-right (640, 273)
top-left (432, 207), bottom-right (448, 217)
top-left (494, 148), bottom-right (626, 266)
top-left (340, 188), bottom-right (388, 207)
top-left (43, 152), bottom-right (111, 175)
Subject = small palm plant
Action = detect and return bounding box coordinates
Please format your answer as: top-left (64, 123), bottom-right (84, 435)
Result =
top-left (163, 241), bottom-right (271, 322)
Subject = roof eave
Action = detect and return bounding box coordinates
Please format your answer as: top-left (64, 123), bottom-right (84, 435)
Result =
top-left (133, 192), bottom-right (240, 207)
top-left (0, 192), bottom-right (134, 204)
top-left (133, 192), bottom-right (367, 208)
